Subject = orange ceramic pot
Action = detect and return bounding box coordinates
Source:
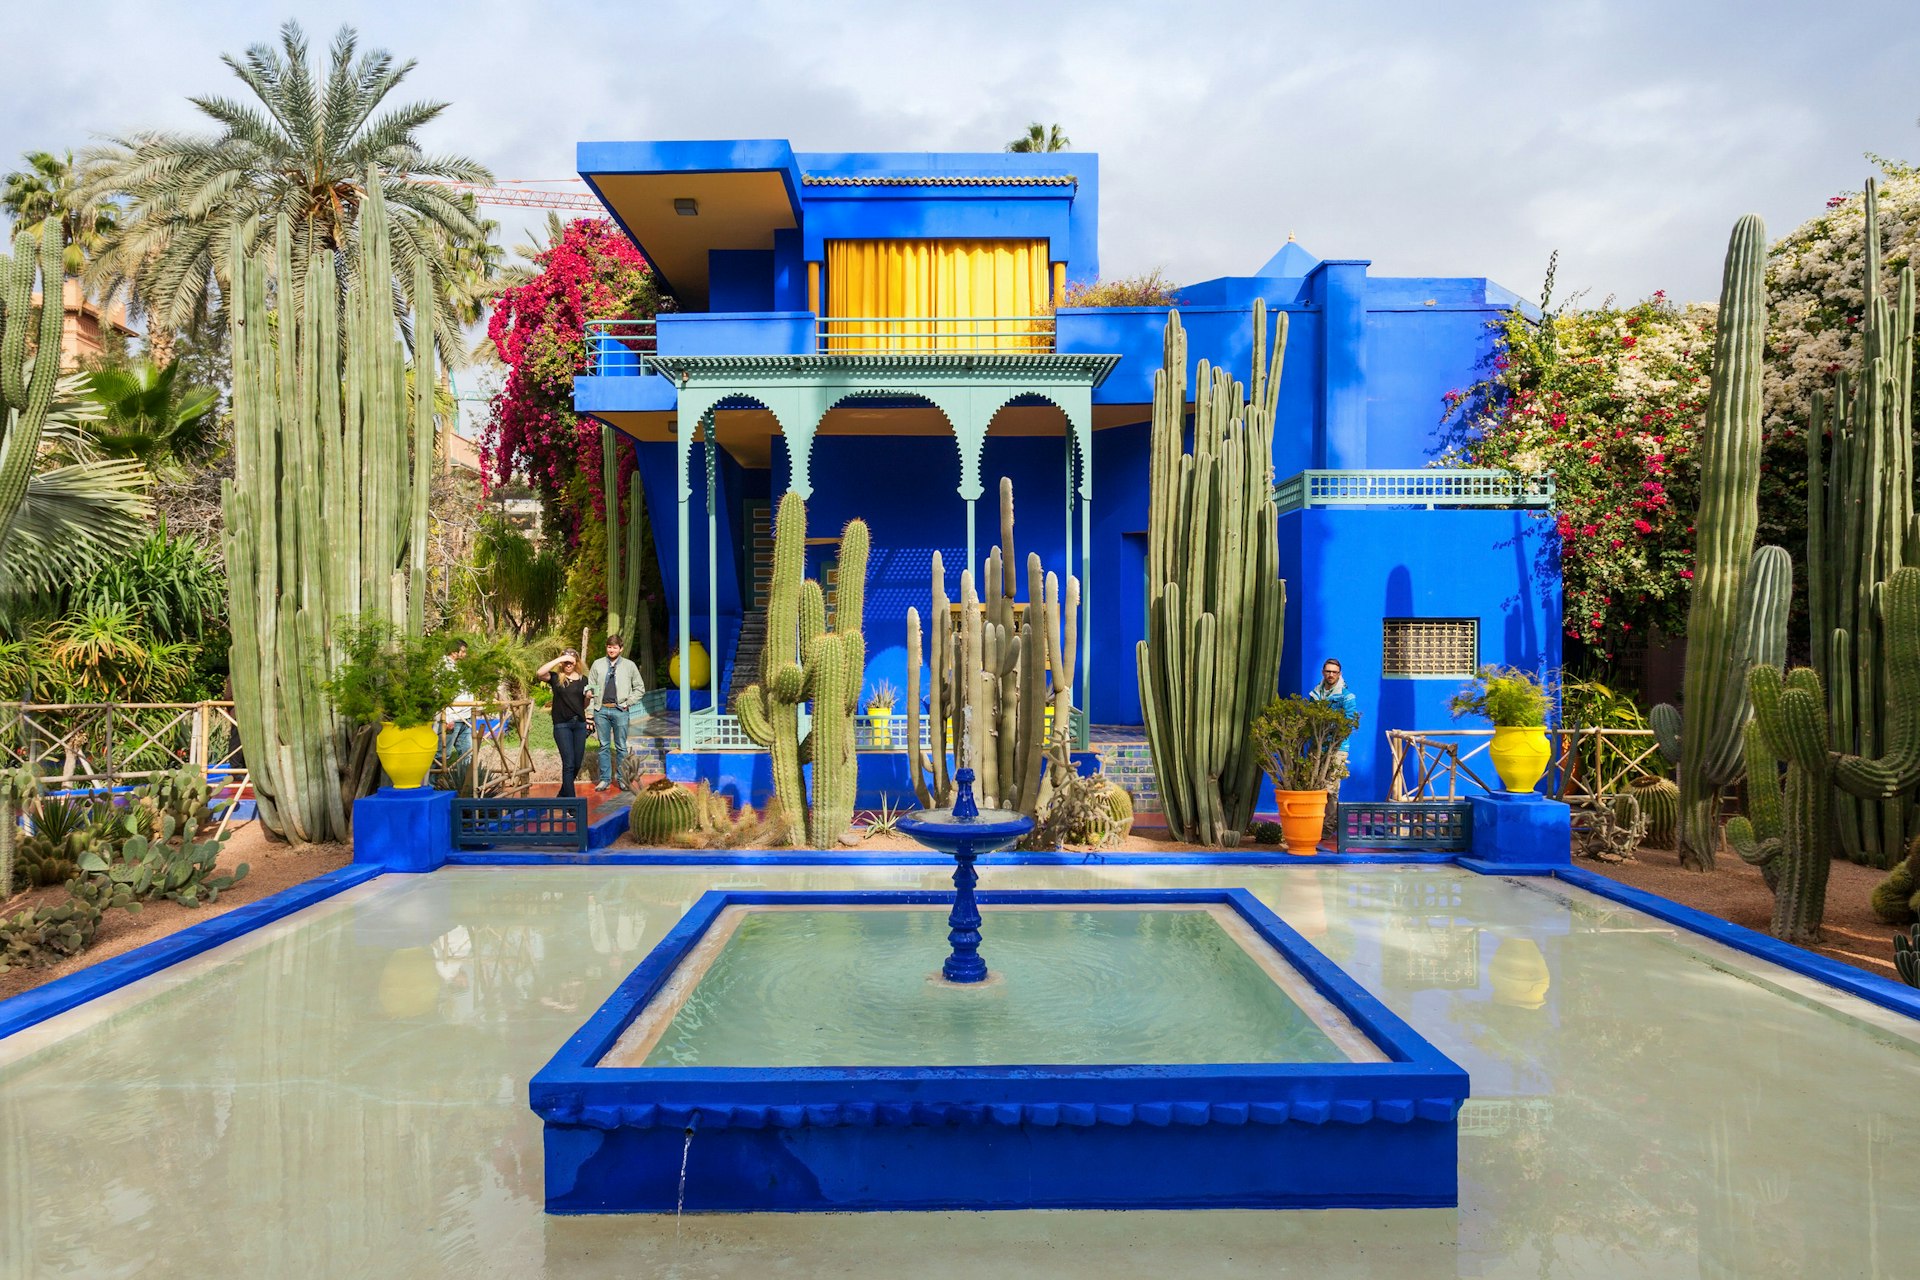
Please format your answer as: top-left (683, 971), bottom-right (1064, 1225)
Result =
top-left (1276, 789), bottom-right (1328, 856)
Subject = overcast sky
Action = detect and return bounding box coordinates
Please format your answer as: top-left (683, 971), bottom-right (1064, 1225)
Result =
top-left (5, 0), bottom-right (1916, 308)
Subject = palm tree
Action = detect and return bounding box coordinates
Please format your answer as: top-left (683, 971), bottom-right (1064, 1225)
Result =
top-left (83, 361), bottom-right (220, 474)
top-left (1006, 123), bottom-right (1071, 153)
top-left (1, 150), bottom-right (118, 275)
top-left (83, 21), bottom-right (493, 362)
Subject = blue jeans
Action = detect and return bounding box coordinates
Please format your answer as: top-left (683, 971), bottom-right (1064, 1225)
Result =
top-left (437, 720), bottom-right (473, 766)
top-left (594, 707), bottom-right (631, 788)
top-left (553, 719), bottom-right (590, 797)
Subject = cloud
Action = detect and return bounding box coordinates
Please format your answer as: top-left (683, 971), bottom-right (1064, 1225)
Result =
top-left (6, 0), bottom-right (1917, 305)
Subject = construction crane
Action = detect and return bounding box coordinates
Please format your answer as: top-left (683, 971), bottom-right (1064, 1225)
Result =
top-left (414, 178), bottom-right (604, 213)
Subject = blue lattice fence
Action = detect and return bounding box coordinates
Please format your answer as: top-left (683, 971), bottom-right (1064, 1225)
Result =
top-left (1335, 801), bottom-right (1472, 853)
top-left (454, 798), bottom-right (590, 851)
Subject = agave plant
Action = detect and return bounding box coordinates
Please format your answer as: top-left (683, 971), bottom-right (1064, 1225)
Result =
top-left (1898, 924), bottom-right (1920, 989)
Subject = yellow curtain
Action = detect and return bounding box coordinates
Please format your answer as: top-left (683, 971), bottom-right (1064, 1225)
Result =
top-left (825, 239), bottom-right (1050, 352)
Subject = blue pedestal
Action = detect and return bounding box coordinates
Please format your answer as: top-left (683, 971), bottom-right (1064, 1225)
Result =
top-left (353, 787), bottom-right (454, 872)
top-left (1463, 793), bottom-right (1571, 872)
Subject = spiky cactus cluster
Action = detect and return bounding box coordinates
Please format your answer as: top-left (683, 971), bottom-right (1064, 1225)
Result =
top-left (1807, 181), bottom-right (1920, 868)
top-left (223, 178), bottom-right (437, 844)
top-left (1651, 216), bottom-right (1790, 870)
top-left (1725, 666), bottom-right (1834, 943)
top-left (735, 492), bottom-right (868, 846)
top-left (906, 478), bottom-right (1078, 815)
top-left (1136, 301), bottom-right (1288, 846)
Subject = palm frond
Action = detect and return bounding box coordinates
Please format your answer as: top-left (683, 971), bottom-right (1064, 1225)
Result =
top-left (0, 459), bottom-right (152, 594)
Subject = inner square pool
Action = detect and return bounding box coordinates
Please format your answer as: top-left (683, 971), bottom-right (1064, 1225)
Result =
top-left (2, 862), bottom-right (1917, 1277)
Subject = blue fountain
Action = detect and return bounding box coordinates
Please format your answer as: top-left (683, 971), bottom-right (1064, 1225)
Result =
top-left (893, 767), bottom-right (1033, 983)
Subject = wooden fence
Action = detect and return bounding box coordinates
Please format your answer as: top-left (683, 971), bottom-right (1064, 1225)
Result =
top-left (1385, 727), bottom-right (1663, 805)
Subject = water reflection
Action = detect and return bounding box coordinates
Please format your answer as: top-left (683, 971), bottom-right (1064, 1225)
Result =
top-left (0, 864), bottom-right (1917, 1278)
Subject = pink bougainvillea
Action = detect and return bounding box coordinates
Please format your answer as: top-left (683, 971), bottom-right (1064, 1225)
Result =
top-left (481, 219), bottom-right (667, 540)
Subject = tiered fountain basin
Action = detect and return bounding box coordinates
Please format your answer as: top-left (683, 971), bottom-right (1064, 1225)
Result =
top-left (530, 888), bottom-right (1469, 1213)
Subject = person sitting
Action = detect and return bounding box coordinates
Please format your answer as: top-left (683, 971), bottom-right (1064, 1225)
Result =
top-left (436, 640), bottom-right (474, 770)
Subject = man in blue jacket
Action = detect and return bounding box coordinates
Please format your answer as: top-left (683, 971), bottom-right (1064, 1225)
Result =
top-left (1307, 658), bottom-right (1360, 835)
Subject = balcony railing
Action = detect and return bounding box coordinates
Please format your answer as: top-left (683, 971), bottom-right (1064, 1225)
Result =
top-left (1273, 469), bottom-right (1555, 513)
top-left (816, 315), bottom-right (1055, 355)
top-left (584, 318), bottom-right (658, 376)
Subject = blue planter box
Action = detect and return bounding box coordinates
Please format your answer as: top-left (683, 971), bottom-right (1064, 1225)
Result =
top-left (530, 887), bottom-right (1469, 1212)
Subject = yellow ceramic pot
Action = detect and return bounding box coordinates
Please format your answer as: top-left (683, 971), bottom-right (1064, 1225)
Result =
top-left (376, 722), bottom-right (438, 790)
top-left (668, 641), bottom-right (711, 690)
top-left (1489, 725), bottom-right (1551, 794)
top-left (868, 709), bottom-right (892, 747)
top-left (1489, 937), bottom-right (1551, 1010)
top-left (1275, 789), bottom-right (1328, 856)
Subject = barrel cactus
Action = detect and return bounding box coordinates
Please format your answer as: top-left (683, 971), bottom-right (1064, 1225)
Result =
top-left (1137, 301), bottom-right (1289, 846)
top-left (630, 779), bottom-right (700, 845)
top-left (1629, 776), bottom-right (1680, 848)
top-left (1105, 782), bottom-right (1136, 840)
top-left (1870, 835), bottom-right (1920, 925)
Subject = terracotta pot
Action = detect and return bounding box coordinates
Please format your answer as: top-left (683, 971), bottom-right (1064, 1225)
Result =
top-left (1489, 725), bottom-right (1551, 794)
top-left (1275, 789), bottom-right (1328, 855)
top-left (376, 722), bottom-right (438, 790)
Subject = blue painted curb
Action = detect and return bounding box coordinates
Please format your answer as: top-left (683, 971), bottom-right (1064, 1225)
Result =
top-left (442, 848), bottom-right (1461, 868)
top-left (586, 803), bottom-right (631, 851)
top-left (1454, 858), bottom-right (1569, 877)
top-left (0, 864), bottom-right (387, 1042)
top-left (1546, 865), bottom-right (1920, 1023)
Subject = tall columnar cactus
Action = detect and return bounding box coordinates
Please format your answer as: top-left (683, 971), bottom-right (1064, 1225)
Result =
top-left (223, 176), bottom-right (438, 844)
top-left (1651, 216), bottom-right (1790, 871)
top-left (1806, 180), bottom-right (1919, 868)
top-left (1136, 302), bottom-right (1288, 846)
top-left (0, 227), bottom-right (69, 587)
top-left (1725, 666), bottom-right (1834, 943)
top-left (906, 478), bottom-right (1077, 816)
top-left (734, 492), bottom-right (867, 846)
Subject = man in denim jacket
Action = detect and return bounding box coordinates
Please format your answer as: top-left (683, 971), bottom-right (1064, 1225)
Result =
top-left (586, 635), bottom-right (646, 792)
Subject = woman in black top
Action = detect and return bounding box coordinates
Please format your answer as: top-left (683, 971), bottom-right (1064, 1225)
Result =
top-left (537, 650), bottom-right (591, 798)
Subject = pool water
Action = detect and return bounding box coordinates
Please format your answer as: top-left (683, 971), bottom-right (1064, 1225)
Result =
top-left (3, 864), bottom-right (1920, 1278)
top-left (623, 905), bottom-right (1355, 1068)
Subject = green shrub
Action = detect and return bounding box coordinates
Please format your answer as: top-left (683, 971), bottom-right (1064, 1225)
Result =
top-left (324, 621), bottom-right (498, 728)
top-left (1251, 696), bottom-right (1356, 792)
top-left (1449, 666), bottom-right (1551, 728)
top-left (1060, 269), bottom-right (1178, 308)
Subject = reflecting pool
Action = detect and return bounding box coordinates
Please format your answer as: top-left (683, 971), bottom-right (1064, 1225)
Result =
top-left (3, 863), bottom-right (1918, 1277)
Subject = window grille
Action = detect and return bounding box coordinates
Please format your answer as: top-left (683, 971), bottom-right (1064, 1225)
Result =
top-left (1381, 618), bottom-right (1478, 678)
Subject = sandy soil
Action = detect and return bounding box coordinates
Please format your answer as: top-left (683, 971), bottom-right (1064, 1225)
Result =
top-left (0, 823), bottom-right (351, 1002)
top-left (1583, 842), bottom-right (1898, 979)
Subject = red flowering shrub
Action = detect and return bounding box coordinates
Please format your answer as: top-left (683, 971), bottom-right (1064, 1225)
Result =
top-left (1441, 295), bottom-right (1713, 662)
top-left (482, 219), bottom-right (666, 537)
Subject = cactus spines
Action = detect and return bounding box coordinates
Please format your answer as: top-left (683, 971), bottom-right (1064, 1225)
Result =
top-left (1137, 302), bottom-right (1288, 846)
top-left (905, 481), bottom-right (1076, 816)
top-left (223, 174), bottom-right (438, 844)
top-left (1831, 566), bottom-right (1920, 803)
top-left (1725, 665), bottom-right (1834, 943)
top-left (736, 492), bottom-right (867, 846)
top-left (1652, 215), bottom-right (1785, 871)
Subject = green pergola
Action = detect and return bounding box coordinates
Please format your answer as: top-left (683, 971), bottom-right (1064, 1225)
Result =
top-left (648, 352), bottom-right (1119, 749)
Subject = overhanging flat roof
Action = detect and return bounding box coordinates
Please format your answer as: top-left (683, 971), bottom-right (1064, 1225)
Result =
top-left (578, 140), bottom-right (804, 309)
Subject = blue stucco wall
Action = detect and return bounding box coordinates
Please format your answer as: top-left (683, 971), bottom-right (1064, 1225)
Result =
top-left (708, 249), bottom-right (775, 312)
top-left (1277, 507), bottom-right (1562, 802)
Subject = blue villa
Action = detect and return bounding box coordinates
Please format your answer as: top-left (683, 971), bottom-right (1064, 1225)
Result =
top-left (571, 139), bottom-right (1561, 810)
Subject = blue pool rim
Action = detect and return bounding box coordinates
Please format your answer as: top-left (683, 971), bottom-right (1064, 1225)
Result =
top-left (530, 887), bottom-right (1471, 1212)
top-left (3, 851), bottom-right (1919, 1044)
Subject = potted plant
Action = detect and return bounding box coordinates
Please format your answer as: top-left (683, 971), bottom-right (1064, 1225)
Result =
top-left (1250, 695), bottom-right (1357, 855)
top-left (866, 679), bottom-right (898, 745)
top-left (326, 622), bottom-right (494, 790)
top-left (1449, 666), bottom-right (1553, 794)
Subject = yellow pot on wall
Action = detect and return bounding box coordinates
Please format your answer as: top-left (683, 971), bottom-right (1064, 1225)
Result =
top-left (376, 723), bottom-right (438, 790)
top-left (668, 641), bottom-right (711, 690)
top-left (1489, 725), bottom-right (1552, 794)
